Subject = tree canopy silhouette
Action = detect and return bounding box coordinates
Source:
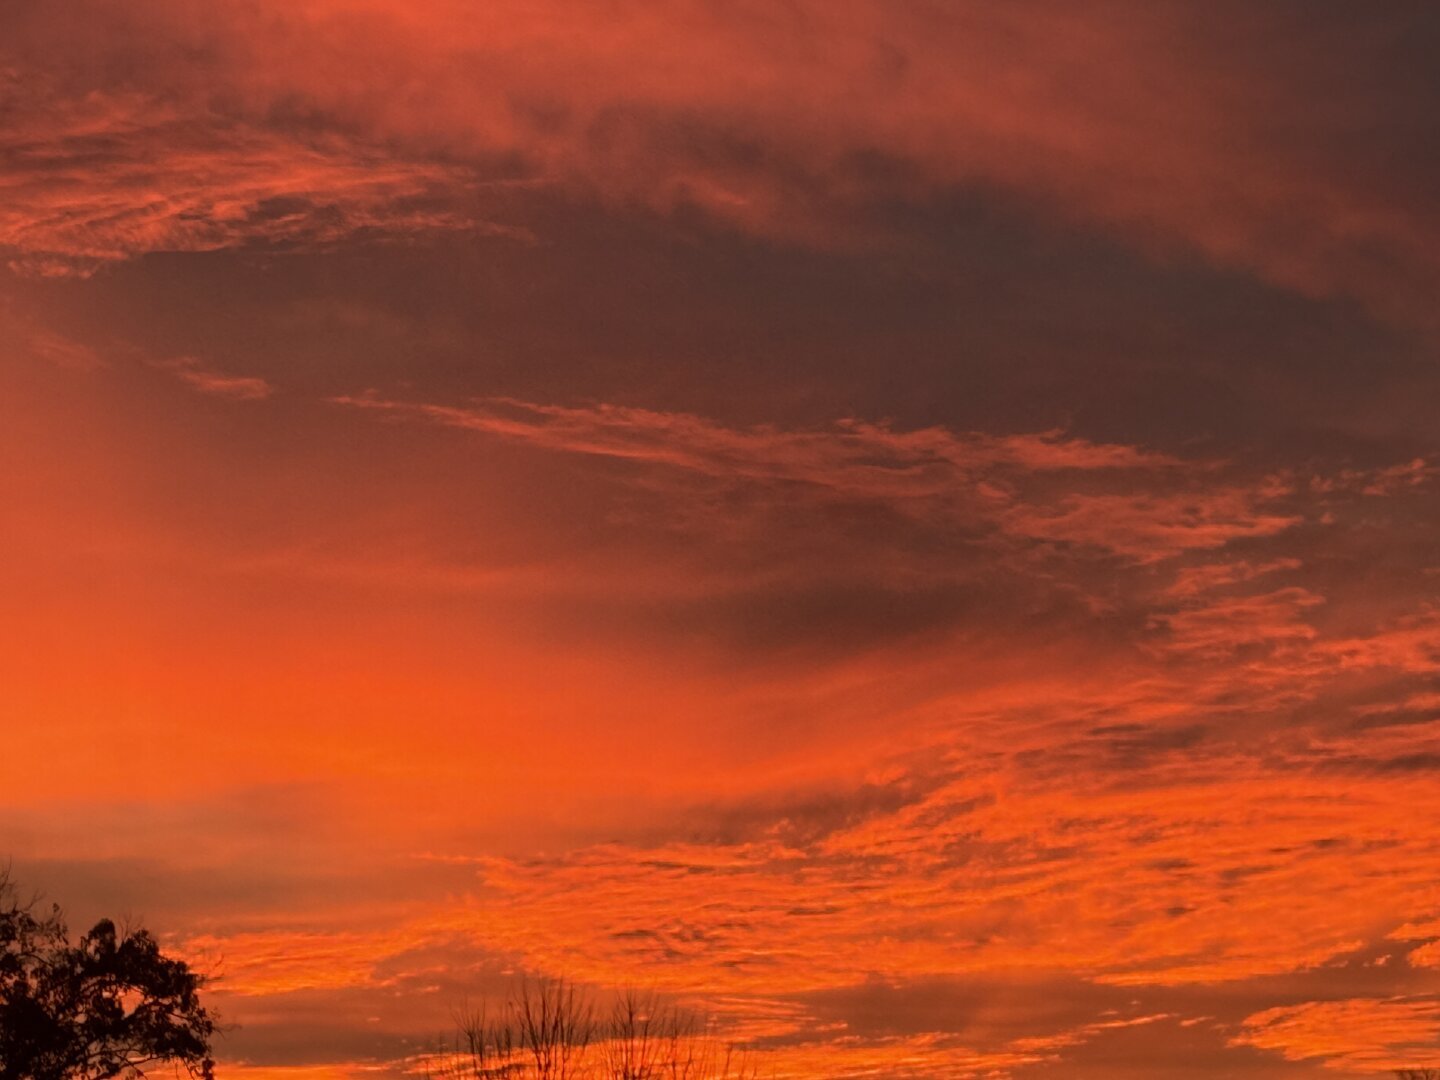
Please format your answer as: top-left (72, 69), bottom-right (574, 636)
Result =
top-left (0, 872), bottom-right (216, 1080)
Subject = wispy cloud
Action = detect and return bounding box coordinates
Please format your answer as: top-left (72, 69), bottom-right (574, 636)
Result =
top-left (332, 393), bottom-right (1176, 490)
top-left (1234, 997), bottom-right (1440, 1073)
top-left (331, 393), bottom-right (1296, 566)
top-left (154, 356), bottom-right (274, 400)
top-left (0, 76), bottom-right (519, 276)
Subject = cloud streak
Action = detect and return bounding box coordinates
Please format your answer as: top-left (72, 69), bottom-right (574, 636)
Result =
top-left (0, 72), bottom-right (519, 276)
top-left (332, 393), bottom-right (1306, 566)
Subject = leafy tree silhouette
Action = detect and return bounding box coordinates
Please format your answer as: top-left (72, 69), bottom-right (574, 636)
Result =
top-left (0, 871), bottom-right (216, 1080)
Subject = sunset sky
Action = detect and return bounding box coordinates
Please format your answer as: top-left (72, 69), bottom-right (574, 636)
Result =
top-left (4, 2), bottom-right (1440, 1076)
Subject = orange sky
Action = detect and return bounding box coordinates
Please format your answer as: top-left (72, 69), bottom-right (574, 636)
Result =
top-left (4, 2), bottom-right (1440, 1076)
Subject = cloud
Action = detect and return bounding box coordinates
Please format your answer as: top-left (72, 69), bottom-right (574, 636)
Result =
top-left (5, 1), bottom-right (1440, 333)
top-left (427, 753), bottom-right (1440, 1000)
top-left (153, 356), bottom-right (274, 400)
top-left (0, 71), bottom-right (520, 276)
top-left (1001, 491), bottom-right (1301, 562)
top-left (332, 393), bottom-right (1176, 493)
top-left (23, 328), bottom-right (106, 371)
top-left (1148, 587), bottom-right (1324, 662)
top-left (1233, 997), bottom-right (1440, 1073)
top-left (332, 393), bottom-right (1300, 568)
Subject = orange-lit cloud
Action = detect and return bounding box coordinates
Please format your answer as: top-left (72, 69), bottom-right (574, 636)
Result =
top-left (1234, 998), bottom-right (1440, 1074)
top-left (0, 69), bottom-right (520, 277)
top-left (153, 356), bottom-right (275, 400)
top-left (331, 392), bottom-right (1305, 565)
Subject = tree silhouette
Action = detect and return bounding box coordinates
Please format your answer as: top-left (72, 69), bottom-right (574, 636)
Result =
top-left (600, 989), bottom-right (756, 1080)
top-left (429, 980), bottom-right (756, 1080)
top-left (433, 979), bottom-right (592, 1080)
top-left (512, 978), bottom-right (593, 1080)
top-left (0, 872), bottom-right (216, 1080)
